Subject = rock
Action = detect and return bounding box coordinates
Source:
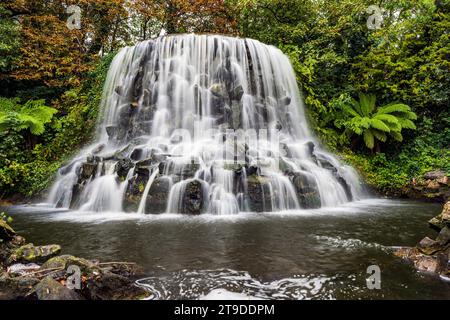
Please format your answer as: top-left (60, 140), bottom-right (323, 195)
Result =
top-left (28, 276), bottom-right (83, 300)
top-left (290, 172), bottom-right (321, 209)
top-left (116, 158), bottom-right (134, 180)
top-left (130, 148), bottom-right (144, 161)
top-left (393, 247), bottom-right (446, 274)
top-left (424, 170), bottom-right (446, 180)
top-left (417, 237), bottom-right (442, 255)
top-left (0, 220), bottom-right (16, 241)
top-left (106, 126), bottom-right (117, 140)
top-left (426, 180), bottom-right (441, 190)
top-left (436, 226), bottom-right (450, 246)
top-left (0, 275), bottom-right (40, 300)
top-left (7, 263), bottom-right (40, 276)
top-left (10, 244), bottom-right (61, 264)
top-left (429, 214), bottom-right (445, 231)
top-left (83, 271), bottom-right (148, 300)
top-left (442, 201), bottom-right (450, 223)
top-left (80, 162), bottom-right (97, 180)
top-left (279, 96), bottom-right (291, 106)
top-left (182, 180), bottom-right (204, 215)
top-left (41, 255), bottom-right (101, 277)
top-left (231, 85), bottom-right (244, 101)
top-left (210, 83), bottom-right (228, 98)
top-left (246, 175), bottom-right (272, 212)
top-left (144, 177), bottom-right (171, 214)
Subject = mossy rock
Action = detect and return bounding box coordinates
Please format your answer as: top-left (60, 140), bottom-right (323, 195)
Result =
top-left (28, 276), bottom-right (84, 300)
top-left (11, 243), bottom-right (61, 264)
top-left (41, 255), bottom-right (102, 276)
top-left (0, 220), bottom-right (16, 241)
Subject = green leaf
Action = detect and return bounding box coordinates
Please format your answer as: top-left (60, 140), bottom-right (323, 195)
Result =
top-left (370, 118), bottom-right (391, 132)
top-left (363, 130), bottom-right (375, 149)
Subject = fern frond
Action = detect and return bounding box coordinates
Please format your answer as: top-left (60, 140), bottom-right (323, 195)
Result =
top-left (363, 130), bottom-right (375, 149)
top-left (369, 118), bottom-right (391, 132)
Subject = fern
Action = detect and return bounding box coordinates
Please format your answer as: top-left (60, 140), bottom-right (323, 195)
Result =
top-left (0, 98), bottom-right (57, 135)
top-left (339, 93), bottom-right (417, 150)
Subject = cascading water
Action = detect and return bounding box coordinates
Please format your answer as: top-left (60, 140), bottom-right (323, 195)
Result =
top-left (48, 34), bottom-right (366, 215)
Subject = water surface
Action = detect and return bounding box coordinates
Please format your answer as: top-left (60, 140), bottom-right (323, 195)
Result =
top-left (4, 199), bottom-right (450, 299)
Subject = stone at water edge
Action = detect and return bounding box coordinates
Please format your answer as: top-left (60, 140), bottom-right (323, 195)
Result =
top-left (442, 201), bottom-right (450, 223)
top-left (436, 226), bottom-right (450, 246)
top-left (28, 276), bottom-right (84, 300)
top-left (0, 220), bottom-right (15, 241)
top-left (417, 237), bottom-right (443, 255)
top-left (393, 247), bottom-right (446, 274)
top-left (9, 243), bottom-right (61, 264)
top-left (41, 254), bottom-right (101, 277)
top-left (83, 271), bottom-right (149, 300)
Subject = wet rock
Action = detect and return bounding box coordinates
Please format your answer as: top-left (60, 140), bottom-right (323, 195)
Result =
top-left (442, 201), bottom-right (450, 223)
top-left (80, 162), bottom-right (97, 180)
top-left (290, 172), bottom-right (321, 209)
top-left (115, 85), bottom-right (124, 96)
top-left (231, 85), bottom-right (244, 101)
top-left (124, 169), bottom-right (150, 212)
top-left (394, 247), bottom-right (447, 274)
top-left (428, 214), bottom-right (445, 231)
top-left (83, 271), bottom-right (148, 300)
top-left (144, 177), bottom-right (171, 214)
top-left (10, 244), bottom-right (61, 264)
top-left (0, 275), bottom-right (39, 300)
top-left (279, 96), bottom-right (291, 106)
top-left (182, 180), bottom-right (204, 215)
top-left (106, 126), bottom-right (117, 140)
top-left (0, 220), bottom-right (16, 241)
top-left (231, 101), bottom-right (241, 129)
top-left (417, 237), bottom-right (442, 255)
top-left (41, 255), bottom-right (101, 277)
top-left (130, 148), bottom-right (144, 161)
top-left (28, 276), bottom-right (84, 300)
top-left (436, 226), bottom-right (450, 246)
top-left (116, 158), bottom-right (134, 180)
top-left (7, 263), bottom-right (40, 276)
top-left (210, 83), bottom-right (228, 98)
top-left (246, 175), bottom-right (272, 212)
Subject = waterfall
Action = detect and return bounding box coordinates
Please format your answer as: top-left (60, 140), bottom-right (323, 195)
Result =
top-left (48, 34), bottom-right (366, 214)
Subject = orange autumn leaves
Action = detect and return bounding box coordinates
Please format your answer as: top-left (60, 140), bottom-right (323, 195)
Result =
top-left (3, 0), bottom-right (239, 89)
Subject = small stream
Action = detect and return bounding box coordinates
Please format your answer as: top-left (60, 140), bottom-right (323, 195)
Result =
top-left (4, 199), bottom-right (450, 299)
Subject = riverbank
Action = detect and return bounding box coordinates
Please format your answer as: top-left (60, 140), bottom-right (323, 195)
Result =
top-left (394, 199), bottom-right (450, 282)
top-left (0, 218), bottom-right (149, 300)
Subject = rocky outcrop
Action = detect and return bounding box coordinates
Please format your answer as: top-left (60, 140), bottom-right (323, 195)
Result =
top-left (407, 170), bottom-right (450, 202)
top-left (246, 175), bottom-right (272, 212)
top-left (394, 199), bottom-right (450, 281)
top-left (0, 220), bottom-right (149, 300)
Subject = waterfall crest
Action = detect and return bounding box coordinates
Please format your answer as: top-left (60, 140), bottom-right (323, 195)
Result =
top-left (48, 34), bottom-right (365, 214)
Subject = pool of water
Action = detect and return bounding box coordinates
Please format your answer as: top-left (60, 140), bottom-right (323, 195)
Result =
top-left (3, 199), bottom-right (450, 299)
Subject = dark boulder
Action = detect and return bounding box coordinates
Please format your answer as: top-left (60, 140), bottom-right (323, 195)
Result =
top-left (28, 276), bottom-right (84, 300)
top-left (182, 180), bottom-right (204, 215)
top-left (290, 172), bottom-right (321, 209)
top-left (246, 175), bottom-right (272, 212)
top-left (144, 177), bottom-right (171, 214)
top-left (9, 244), bottom-right (61, 264)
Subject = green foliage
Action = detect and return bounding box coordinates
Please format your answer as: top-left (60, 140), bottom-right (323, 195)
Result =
top-left (0, 98), bottom-right (58, 135)
top-left (335, 93), bottom-right (417, 149)
top-left (0, 212), bottom-right (13, 224)
top-left (0, 6), bottom-right (20, 74)
top-left (0, 52), bottom-right (115, 199)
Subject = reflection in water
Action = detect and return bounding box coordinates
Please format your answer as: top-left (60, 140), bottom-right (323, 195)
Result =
top-left (4, 199), bottom-right (450, 299)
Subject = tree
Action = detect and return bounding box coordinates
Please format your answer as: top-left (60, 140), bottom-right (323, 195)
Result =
top-left (0, 5), bottom-right (20, 75)
top-left (131, 0), bottom-right (238, 38)
top-left (337, 93), bottom-right (417, 151)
